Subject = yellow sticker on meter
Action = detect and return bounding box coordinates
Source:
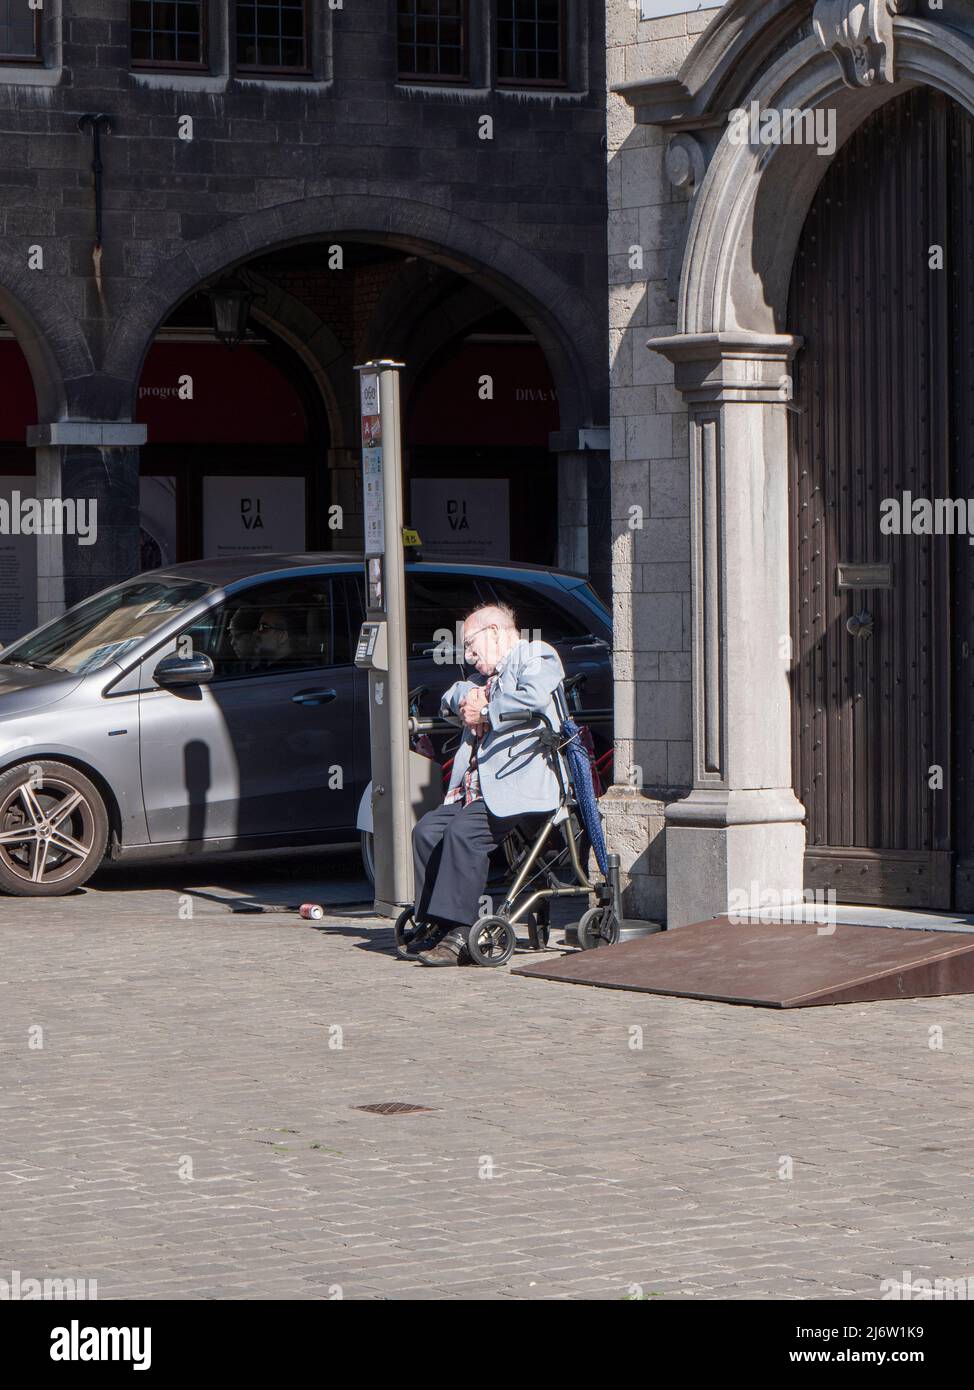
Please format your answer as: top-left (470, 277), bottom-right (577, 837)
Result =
top-left (402, 528), bottom-right (422, 547)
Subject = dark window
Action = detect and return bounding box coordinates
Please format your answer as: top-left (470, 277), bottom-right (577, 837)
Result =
top-left (0, 0), bottom-right (41, 61)
top-left (482, 577), bottom-right (589, 645)
top-left (131, 0), bottom-right (206, 67)
top-left (496, 0), bottom-right (564, 86)
top-left (397, 0), bottom-right (467, 82)
top-left (236, 0), bottom-right (309, 73)
top-left (405, 571), bottom-right (490, 653)
top-left (183, 578), bottom-right (351, 681)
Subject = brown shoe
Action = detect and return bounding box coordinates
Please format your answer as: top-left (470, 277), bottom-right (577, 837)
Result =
top-left (404, 923), bottom-right (448, 957)
top-left (418, 927), bottom-right (469, 966)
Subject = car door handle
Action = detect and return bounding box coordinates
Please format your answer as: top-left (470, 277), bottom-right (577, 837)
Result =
top-left (291, 688), bottom-right (338, 706)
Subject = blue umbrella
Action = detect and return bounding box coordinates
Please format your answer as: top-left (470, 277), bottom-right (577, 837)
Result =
top-left (561, 716), bottom-right (609, 877)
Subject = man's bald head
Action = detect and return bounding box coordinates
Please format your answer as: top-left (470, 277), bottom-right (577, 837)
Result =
top-left (461, 602), bottom-right (520, 676)
top-left (465, 602), bottom-right (517, 632)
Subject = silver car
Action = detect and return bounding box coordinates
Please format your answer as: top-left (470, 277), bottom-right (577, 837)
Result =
top-left (0, 554), bottom-right (613, 896)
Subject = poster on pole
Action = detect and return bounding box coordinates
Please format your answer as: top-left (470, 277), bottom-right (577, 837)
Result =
top-left (202, 476), bottom-right (306, 558)
top-left (360, 371), bottom-right (385, 558)
top-left (410, 478), bottom-right (510, 560)
top-left (362, 447), bottom-right (385, 556)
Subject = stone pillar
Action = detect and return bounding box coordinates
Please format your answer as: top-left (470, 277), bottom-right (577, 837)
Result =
top-left (555, 450), bottom-right (589, 576)
top-left (647, 332), bottom-right (807, 928)
top-left (550, 429), bottom-right (612, 595)
top-left (28, 423), bottom-right (145, 622)
top-left (585, 449), bottom-right (612, 604)
top-left (328, 446), bottom-right (361, 548)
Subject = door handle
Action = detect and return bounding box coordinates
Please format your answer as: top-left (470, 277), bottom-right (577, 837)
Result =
top-left (846, 610), bottom-right (874, 640)
top-left (291, 688), bottom-right (338, 706)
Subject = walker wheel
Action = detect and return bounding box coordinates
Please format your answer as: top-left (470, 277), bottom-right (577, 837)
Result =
top-left (300, 903), bottom-right (324, 920)
top-left (467, 915), bottom-right (517, 967)
top-left (394, 907), bottom-right (432, 960)
top-left (577, 906), bottom-right (620, 950)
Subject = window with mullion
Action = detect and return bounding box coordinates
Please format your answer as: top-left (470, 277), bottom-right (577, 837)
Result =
top-left (397, 0), bottom-right (468, 83)
top-left (236, 0), bottom-right (310, 74)
top-left (131, 0), bottom-right (207, 69)
top-left (496, 0), bottom-right (564, 86)
top-left (0, 0), bottom-right (42, 63)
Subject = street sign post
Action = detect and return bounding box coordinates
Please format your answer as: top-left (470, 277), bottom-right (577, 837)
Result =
top-left (352, 360), bottom-right (416, 916)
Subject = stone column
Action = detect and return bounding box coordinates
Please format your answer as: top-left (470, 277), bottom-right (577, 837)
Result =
top-left (550, 429), bottom-right (611, 596)
top-left (554, 450), bottom-right (589, 576)
top-left (328, 446), bottom-right (362, 548)
top-left (28, 423), bottom-right (145, 622)
top-left (647, 332), bottom-right (807, 928)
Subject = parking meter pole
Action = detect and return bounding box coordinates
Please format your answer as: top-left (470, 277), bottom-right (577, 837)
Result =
top-left (353, 359), bottom-right (413, 918)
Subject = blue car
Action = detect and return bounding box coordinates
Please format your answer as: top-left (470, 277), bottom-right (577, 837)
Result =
top-left (0, 554), bottom-right (612, 896)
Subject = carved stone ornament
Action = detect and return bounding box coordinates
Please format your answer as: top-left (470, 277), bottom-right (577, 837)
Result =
top-left (812, 0), bottom-right (915, 88)
top-left (664, 133), bottom-right (707, 196)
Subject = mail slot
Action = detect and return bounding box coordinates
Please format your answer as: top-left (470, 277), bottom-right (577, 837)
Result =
top-left (835, 562), bottom-right (893, 592)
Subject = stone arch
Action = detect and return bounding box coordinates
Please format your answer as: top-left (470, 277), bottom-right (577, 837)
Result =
top-left (680, 18), bottom-right (974, 336)
top-left (103, 189), bottom-right (604, 439)
top-left (620, 4), bottom-right (974, 927)
top-left (243, 272), bottom-right (355, 449)
top-left (363, 267), bottom-right (506, 410)
top-left (0, 259), bottom-right (83, 424)
top-left (362, 260), bottom-right (498, 372)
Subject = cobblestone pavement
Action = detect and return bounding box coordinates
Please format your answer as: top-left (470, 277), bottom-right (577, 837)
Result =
top-left (2, 848), bottom-right (973, 1301)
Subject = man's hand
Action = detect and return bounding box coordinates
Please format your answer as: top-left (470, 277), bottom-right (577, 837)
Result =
top-left (460, 687), bottom-right (489, 730)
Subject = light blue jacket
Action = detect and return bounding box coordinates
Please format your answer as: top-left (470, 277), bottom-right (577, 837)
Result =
top-left (440, 639), bottom-right (567, 817)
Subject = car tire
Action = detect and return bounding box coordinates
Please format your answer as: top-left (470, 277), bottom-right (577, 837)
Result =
top-left (0, 761), bottom-right (109, 897)
top-left (361, 829), bottom-right (375, 887)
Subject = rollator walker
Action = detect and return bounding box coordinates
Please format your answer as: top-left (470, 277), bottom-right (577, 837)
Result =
top-left (394, 681), bottom-right (624, 967)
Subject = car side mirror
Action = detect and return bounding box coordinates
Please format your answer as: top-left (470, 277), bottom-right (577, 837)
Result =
top-left (153, 653), bottom-right (215, 688)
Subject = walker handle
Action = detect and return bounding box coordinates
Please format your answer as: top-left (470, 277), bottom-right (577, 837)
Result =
top-left (499, 711), bottom-right (552, 729)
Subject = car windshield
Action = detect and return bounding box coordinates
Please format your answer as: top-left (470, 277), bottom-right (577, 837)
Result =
top-left (0, 576), bottom-right (214, 674)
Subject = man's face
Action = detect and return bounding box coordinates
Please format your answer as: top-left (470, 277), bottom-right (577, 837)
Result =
top-left (462, 618), bottom-right (502, 676)
top-left (255, 611), bottom-right (289, 659)
top-left (228, 614), bottom-right (258, 661)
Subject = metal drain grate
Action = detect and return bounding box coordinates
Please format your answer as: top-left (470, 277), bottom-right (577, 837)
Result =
top-left (353, 1102), bottom-right (433, 1116)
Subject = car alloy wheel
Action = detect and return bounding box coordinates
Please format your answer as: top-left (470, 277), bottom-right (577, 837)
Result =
top-left (0, 762), bottom-right (108, 897)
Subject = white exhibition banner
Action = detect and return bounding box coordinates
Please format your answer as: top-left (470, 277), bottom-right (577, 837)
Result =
top-left (202, 476), bottom-right (306, 558)
top-left (0, 476), bottom-right (39, 647)
top-left (411, 479), bottom-right (510, 560)
top-left (139, 476), bottom-right (178, 570)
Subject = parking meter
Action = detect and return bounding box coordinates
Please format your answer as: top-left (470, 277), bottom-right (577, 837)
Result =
top-left (352, 361), bottom-right (419, 917)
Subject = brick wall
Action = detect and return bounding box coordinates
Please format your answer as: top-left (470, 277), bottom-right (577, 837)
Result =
top-left (0, 0), bottom-right (609, 426)
top-left (602, 2), bottom-right (716, 920)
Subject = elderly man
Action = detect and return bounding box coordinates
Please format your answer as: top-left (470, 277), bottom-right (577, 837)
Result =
top-left (409, 601), bottom-right (566, 967)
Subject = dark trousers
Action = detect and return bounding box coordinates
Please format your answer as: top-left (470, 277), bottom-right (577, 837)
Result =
top-left (412, 799), bottom-right (520, 931)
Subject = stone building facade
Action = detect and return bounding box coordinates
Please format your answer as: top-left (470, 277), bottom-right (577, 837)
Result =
top-left (0, 0), bottom-right (611, 632)
top-left (603, 0), bottom-right (974, 927)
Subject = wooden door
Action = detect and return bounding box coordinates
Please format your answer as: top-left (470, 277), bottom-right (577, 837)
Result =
top-left (789, 88), bottom-right (974, 909)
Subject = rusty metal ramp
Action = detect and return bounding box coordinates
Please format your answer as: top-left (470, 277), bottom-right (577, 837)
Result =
top-left (512, 918), bottom-right (974, 1007)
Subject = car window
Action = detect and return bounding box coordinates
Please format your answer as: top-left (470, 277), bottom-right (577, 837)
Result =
top-left (482, 577), bottom-right (590, 645)
top-left (179, 577), bottom-right (350, 680)
top-left (405, 571), bottom-right (490, 652)
top-left (0, 576), bottom-right (212, 674)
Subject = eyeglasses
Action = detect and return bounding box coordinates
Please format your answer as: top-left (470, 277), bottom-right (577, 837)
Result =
top-left (462, 622), bottom-right (497, 653)
top-left (256, 622), bottom-right (285, 635)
